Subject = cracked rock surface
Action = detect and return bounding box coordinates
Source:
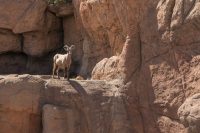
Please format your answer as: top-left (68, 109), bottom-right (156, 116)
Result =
top-left (1, 0), bottom-right (200, 133)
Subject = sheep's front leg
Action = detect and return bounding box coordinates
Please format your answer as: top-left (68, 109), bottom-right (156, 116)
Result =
top-left (63, 68), bottom-right (67, 80)
top-left (67, 68), bottom-right (70, 80)
top-left (57, 68), bottom-right (60, 79)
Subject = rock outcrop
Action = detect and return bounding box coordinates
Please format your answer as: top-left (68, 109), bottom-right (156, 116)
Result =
top-left (75, 0), bottom-right (200, 132)
top-left (0, 29), bottom-right (22, 54)
top-left (0, 75), bottom-right (128, 133)
top-left (92, 56), bottom-right (120, 80)
top-left (178, 93), bottom-right (200, 133)
top-left (1, 0), bottom-right (200, 133)
top-left (42, 104), bottom-right (81, 133)
top-left (0, 0), bottom-right (82, 75)
top-left (0, 0), bottom-right (63, 56)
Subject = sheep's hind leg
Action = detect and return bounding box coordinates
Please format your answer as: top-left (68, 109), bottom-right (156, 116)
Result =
top-left (52, 64), bottom-right (56, 78)
top-left (64, 68), bottom-right (67, 80)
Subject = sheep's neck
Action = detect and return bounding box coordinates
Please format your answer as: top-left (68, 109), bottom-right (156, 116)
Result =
top-left (66, 53), bottom-right (72, 57)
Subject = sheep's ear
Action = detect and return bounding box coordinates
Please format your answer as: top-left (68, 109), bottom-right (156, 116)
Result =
top-left (70, 45), bottom-right (75, 50)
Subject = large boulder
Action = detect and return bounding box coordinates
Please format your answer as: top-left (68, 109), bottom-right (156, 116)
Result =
top-left (0, 0), bottom-right (63, 56)
top-left (157, 0), bottom-right (200, 45)
top-left (178, 93), bottom-right (200, 133)
top-left (79, 0), bottom-right (125, 55)
top-left (23, 11), bottom-right (62, 56)
top-left (23, 30), bottom-right (62, 56)
top-left (92, 56), bottom-right (120, 80)
top-left (73, 0), bottom-right (126, 75)
top-left (0, 29), bottom-right (21, 53)
top-left (0, 0), bottom-right (47, 33)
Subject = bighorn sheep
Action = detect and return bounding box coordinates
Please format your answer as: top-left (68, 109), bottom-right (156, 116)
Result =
top-left (52, 45), bottom-right (75, 80)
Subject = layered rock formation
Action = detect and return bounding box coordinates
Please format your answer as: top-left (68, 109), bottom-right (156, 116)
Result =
top-left (1, 0), bottom-right (200, 133)
top-left (75, 0), bottom-right (200, 132)
top-left (0, 0), bottom-right (62, 56)
top-left (0, 0), bottom-right (81, 75)
top-left (0, 75), bottom-right (127, 133)
top-left (178, 93), bottom-right (200, 133)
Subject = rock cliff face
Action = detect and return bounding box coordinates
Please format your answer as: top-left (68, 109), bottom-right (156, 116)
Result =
top-left (0, 75), bottom-right (127, 133)
top-left (1, 0), bottom-right (200, 133)
top-left (0, 0), bottom-right (81, 75)
top-left (75, 0), bottom-right (200, 132)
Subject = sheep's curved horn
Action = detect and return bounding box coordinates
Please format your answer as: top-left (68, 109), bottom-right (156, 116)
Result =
top-left (63, 44), bottom-right (69, 48)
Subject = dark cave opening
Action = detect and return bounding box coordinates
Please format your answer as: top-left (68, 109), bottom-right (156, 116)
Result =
top-left (0, 51), bottom-right (82, 79)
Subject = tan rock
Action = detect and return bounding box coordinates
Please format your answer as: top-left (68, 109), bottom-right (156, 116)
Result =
top-left (0, 0), bottom-right (47, 33)
top-left (92, 56), bottom-right (120, 80)
top-left (75, 0), bottom-right (200, 132)
top-left (23, 30), bottom-right (62, 56)
top-left (0, 0), bottom-right (63, 57)
top-left (23, 10), bottom-right (62, 57)
top-left (178, 93), bottom-right (200, 133)
top-left (0, 29), bottom-right (21, 53)
top-left (1, 0), bottom-right (200, 133)
top-left (75, 75), bottom-right (85, 80)
top-left (48, 3), bottom-right (74, 17)
top-left (0, 75), bottom-right (130, 133)
top-left (42, 104), bottom-right (80, 133)
top-left (0, 53), bottom-right (27, 74)
top-left (63, 16), bottom-right (83, 75)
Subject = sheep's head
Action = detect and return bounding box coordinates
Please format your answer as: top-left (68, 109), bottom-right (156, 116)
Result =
top-left (64, 45), bottom-right (75, 54)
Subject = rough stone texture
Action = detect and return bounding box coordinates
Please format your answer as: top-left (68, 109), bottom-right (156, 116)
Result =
top-left (79, 0), bottom-right (125, 54)
top-left (92, 56), bottom-right (120, 80)
top-left (0, 53), bottom-right (27, 74)
top-left (0, 0), bottom-right (69, 74)
top-left (63, 16), bottom-right (83, 76)
top-left (25, 53), bottom-right (56, 74)
top-left (0, 51), bottom-right (60, 75)
top-left (74, 0), bottom-right (200, 132)
top-left (178, 93), bottom-right (200, 133)
top-left (0, 0), bottom-right (47, 33)
top-left (79, 36), bottom-right (92, 77)
top-left (42, 104), bottom-right (81, 133)
top-left (0, 75), bottom-right (44, 133)
top-left (23, 11), bottom-right (63, 57)
top-left (48, 3), bottom-right (74, 17)
top-left (0, 0), bottom-right (63, 57)
top-left (0, 29), bottom-right (22, 53)
top-left (23, 30), bottom-right (62, 57)
top-left (1, 0), bottom-right (200, 133)
top-left (0, 75), bottom-right (129, 133)
top-left (157, 0), bottom-right (200, 45)
top-left (73, 0), bottom-right (126, 76)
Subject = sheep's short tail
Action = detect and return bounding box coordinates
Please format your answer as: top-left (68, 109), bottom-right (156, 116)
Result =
top-left (53, 54), bottom-right (59, 61)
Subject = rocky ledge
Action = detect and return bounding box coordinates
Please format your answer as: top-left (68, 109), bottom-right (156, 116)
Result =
top-left (0, 74), bottom-right (129, 133)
